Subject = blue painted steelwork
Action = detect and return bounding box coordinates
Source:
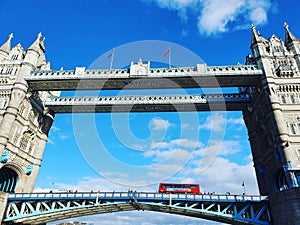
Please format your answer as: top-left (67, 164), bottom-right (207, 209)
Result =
top-left (0, 151), bottom-right (10, 163)
top-left (4, 192), bottom-right (271, 225)
top-left (25, 165), bottom-right (33, 176)
top-left (0, 167), bottom-right (18, 193)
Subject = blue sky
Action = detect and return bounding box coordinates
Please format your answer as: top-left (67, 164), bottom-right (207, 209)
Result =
top-left (1, 0), bottom-right (300, 224)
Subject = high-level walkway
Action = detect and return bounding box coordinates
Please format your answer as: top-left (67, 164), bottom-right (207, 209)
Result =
top-left (4, 192), bottom-right (270, 225)
top-left (26, 64), bottom-right (262, 113)
top-left (25, 65), bottom-right (262, 90)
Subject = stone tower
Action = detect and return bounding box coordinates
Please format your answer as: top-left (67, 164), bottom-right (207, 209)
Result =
top-left (242, 24), bottom-right (300, 224)
top-left (243, 24), bottom-right (300, 195)
top-left (0, 33), bottom-right (56, 193)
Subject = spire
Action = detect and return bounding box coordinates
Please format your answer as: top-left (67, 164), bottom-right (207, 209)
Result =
top-left (251, 24), bottom-right (268, 46)
top-left (40, 37), bottom-right (46, 52)
top-left (0, 33), bottom-right (13, 54)
top-left (28, 32), bottom-right (43, 53)
top-left (251, 24), bottom-right (261, 46)
top-left (284, 22), bottom-right (299, 47)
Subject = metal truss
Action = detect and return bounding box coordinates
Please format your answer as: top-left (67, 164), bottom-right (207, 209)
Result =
top-left (45, 93), bottom-right (251, 113)
top-left (3, 192), bottom-right (271, 225)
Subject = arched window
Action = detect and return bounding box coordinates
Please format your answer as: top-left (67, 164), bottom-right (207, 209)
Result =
top-left (29, 110), bottom-right (36, 123)
top-left (274, 45), bottom-right (283, 53)
top-left (290, 95), bottom-right (296, 104)
top-left (28, 138), bottom-right (35, 155)
top-left (12, 129), bottom-right (20, 145)
top-left (18, 104), bottom-right (25, 117)
top-left (281, 95), bottom-right (286, 104)
top-left (290, 123), bottom-right (296, 134)
top-left (20, 132), bottom-right (31, 151)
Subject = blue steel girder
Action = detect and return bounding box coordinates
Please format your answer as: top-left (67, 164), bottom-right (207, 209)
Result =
top-left (3, 192), bottom-right (271, 225)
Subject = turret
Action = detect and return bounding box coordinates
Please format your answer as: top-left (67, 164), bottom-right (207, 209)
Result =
top-left (23, 32), bottom-right (43, 68)
top-left (250, 24), bottom-right (268, 58)
top-left (16, 33), bottom-right (45, 83)
top-left (0, 33), bottom-right (13, 61)
top-left (284, 23), bottom-right (300, 70)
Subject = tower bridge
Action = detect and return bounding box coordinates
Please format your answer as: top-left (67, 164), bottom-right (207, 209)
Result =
top-left (0, 24), bottom-right (300, 224)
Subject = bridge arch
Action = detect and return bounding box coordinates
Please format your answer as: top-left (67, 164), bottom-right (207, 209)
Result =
top-left (0, 165), bottom-right (20, 193)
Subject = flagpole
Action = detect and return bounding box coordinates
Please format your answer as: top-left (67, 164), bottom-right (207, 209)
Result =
top-left (168, 46), bottom-right (171, 69)
top-left (242, 181), bottom-right (246, 195)
top-left (109, 48), bottom-right (114, 71)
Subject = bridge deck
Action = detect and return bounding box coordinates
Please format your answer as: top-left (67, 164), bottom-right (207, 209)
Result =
top-left (4, 192), bottom-right (271, 225)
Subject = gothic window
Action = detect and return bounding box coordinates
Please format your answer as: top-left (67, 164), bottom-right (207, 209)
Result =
top-left (11, 55), bottom-right (18, 60)
top-left (19, 132), bottom-right (31, 151)
top-left (290, 124), bottom-right (296, 134)
top-left (290, 95), bottom-right (296, 104)
top-left (277, 60), bottom-right (288, 67)
top-left (12, 129), bottom-right (20, 145)
top-left (29, 110), bottom-right (36, 123)
top-left (2, 99), bottom-right (7, 109)
top-left (274, 45), bottom-right (283, 53)
top-left (28, 139), bottom-right (35, 154)
top-left (18, 105), bottom-right (25, 117)
top-left (6, 68), bottom-right (13, 74)
top-left (0, 67), bottom-right (3, 74)
top-left (281, 95), bottom-right (286, 104)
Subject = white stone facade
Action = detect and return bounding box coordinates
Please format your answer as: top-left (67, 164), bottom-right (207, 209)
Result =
top-left (243, 24), bottom-right (300, 195)
top-left (0, 33), bottom-right (56, 193)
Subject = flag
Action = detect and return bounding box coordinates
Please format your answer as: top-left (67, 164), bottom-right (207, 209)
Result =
top-left (106, 48), bottom-right (114, 58)
top-left (162, 48), bottom-right (170, 58)
top-left (107, 48), bottom-right (114, 70)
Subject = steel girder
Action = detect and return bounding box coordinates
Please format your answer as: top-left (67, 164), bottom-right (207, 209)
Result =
top-left (3, 192), bottom-right (271, 225)
top-left (45, 93), bottom-right (251, 113)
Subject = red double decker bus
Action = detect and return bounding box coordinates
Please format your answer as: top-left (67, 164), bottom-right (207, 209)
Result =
top-left (158, 183), bottom-right (201, 194)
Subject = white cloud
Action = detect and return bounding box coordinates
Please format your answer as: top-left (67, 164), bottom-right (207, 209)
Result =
top-left (195, 140), bottom-right (242, 157)
top-left (198, 0), bottom-right (245, 35)
top-left (145, 138), bottom-right (203, 163)
top-left (249, 7), bottom-right (267, 24)
top-left (47, 138), bottom-right (55, 145)
top-left (59, 133), bottom-right (70, 140)
top-left (149, 117), bottom-right (173, 130)
top-left (225, 116), bottom-right (244, 125)
top-left (51, 125), bottom-right (61, 132)
top-left (151, 138), bottom-right (203, 149)
top-left (171, 138), bottom-right (203, 148)
top-left (143, 0), bottom-right (198, 21)
top-left (199, 114), bottom-right (245, 132)
top-left (247, 0), bottom-right (270, 24)
top-left (142, 0), bottom-right (272, 35)
top-left (199, 113), bottom-right (226, 131)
